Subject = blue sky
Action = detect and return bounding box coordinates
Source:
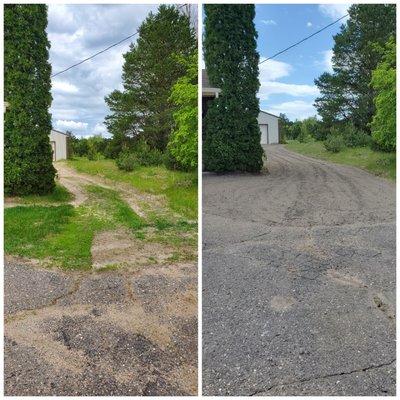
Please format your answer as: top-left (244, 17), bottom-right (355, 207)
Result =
top-left (254, 3), bottom-right (349, 120)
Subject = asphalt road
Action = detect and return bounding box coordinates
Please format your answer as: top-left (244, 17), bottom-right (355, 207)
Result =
top-left (202, 145), bottom-right (396, 396)
top-left (4, 261), bottom-right (197, 396)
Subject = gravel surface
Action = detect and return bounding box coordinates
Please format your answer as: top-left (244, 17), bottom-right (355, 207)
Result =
top-left (202, 145), bottom-right (396, 396)
top-left (4, 261), bottom-right (197, 396)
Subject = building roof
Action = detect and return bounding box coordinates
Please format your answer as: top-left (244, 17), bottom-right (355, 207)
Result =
top-left (51, 128), bottom-right (70, 136)
top-left (259, 110), bottom-right (280, 119)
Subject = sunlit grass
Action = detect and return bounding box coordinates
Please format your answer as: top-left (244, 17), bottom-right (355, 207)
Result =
top-left (285, 140), bottom-right (395, 180)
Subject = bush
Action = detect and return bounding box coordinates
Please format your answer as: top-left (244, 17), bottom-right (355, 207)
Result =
top-left (134, 140), bottom-right (164, 166)
top-left (116, 151), bottom-right (139, 171)
top-left (324, 134), bottom-right (345, 153)
top-left (342, 124), bottom-right (372, 147)
top-left (288, 121), bottom-right (302, 140)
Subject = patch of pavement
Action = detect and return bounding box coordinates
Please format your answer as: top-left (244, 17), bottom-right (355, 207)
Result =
top-left (202, 145), bottom-right (395, 396)
top-left (4, 261), bottom-right (197, 396)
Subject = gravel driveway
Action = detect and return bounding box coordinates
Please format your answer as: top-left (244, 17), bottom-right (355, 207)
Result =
top-left (202, 145), bottom-right (395, 396)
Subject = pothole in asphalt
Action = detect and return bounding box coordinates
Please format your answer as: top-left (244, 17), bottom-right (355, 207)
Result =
top-left (373, 294), bottom-right (395, 321)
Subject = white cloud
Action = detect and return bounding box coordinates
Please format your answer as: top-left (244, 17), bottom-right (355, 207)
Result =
top-left (259, 58), bottom-right (292, 81)
top-left (267, 100), bottom-right (317, 120)
top-left (261, 19), bottom-right (277, 26)
top-left (93, 123), bottom-right (108, 136)
top-left (52, 80), bottom-right (79, 94)
top-left (307, 22), bottom-right (313, 28)
top-left (322, 50), bottom-right (334, 72)
top-left (55, 120), bottom-right (88, 131)
top-left (319, 4), bottom-right (350, 21)
top-left (47, 4), bottom-right (158, 137)
top-left (259, 81), bottom-right (319, 100)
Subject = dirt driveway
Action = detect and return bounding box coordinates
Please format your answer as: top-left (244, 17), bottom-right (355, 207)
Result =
top-left (202, 145), bottom-right (395, 396)
top-left (4, 164), bottom-right (197, 396)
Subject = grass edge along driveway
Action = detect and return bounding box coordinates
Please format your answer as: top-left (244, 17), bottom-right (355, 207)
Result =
top-left (5, 162), bottom-right (197, 270)
top-left (285, 140), bottom-right (395, 181)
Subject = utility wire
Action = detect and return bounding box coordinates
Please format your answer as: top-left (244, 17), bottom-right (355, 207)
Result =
top-left (259, 14), bottom-right (348, 65)
top-left (51, 3), bottom-right (187, 78)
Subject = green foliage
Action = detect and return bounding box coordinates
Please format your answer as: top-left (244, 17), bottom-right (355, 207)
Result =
top-left (370, 37), bottom-right (396, 152)
top-left (203, 4), bottom-right (264, 172)
top-left (314, 4), bottom-right (396, 131)
top-left (324, 133), bottom-right (345, 153)
top-left (105, 5), bottom-right (196, 153)
top-left (278, 113), bottom-right (292, 144)
top-left (288, 121), bottom-right (302, 140)
top-left (116, 151), bottom-right (139, 172)
top-left (168, 51), bottom-right (198, 170)
top-left (4, 4), bottom-right (56, 195)
top-left (340, 123), bottom-right (372, 148)
top-left (116, 140), bottom-right (164, 171)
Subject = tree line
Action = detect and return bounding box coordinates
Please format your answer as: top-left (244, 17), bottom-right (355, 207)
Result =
top-left (303, 4), bottom-right (396, 153)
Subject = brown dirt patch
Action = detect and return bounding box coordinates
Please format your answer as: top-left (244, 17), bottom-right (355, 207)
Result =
top-left (91, 229), bottom-right (175, 270)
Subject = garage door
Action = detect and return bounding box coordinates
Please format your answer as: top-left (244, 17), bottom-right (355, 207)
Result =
top-left (260, 124), bottom-right (269, 144)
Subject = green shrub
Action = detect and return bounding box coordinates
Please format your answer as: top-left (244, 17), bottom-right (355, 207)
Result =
top-left (116, 152), bottom-right (139, 171)
top-left (134, 140), bottom-right (164, 166)
top-left (324, 134), bottom-right (345, 153)
top-left (288, 121), bottom-right (302, 140)
top-left (342, 124), bottom-right (372, 147)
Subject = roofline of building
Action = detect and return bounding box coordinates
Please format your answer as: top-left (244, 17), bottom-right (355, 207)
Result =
top-left (51, 128), bottom-right (70, 136)
top-left (259, 110), bottom-right (280, 119)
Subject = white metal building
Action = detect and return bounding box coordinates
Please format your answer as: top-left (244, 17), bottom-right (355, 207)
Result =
top-left (49, 129), bottom-right (68, 161)
top-left (258, 110), bottom-right (280, 145)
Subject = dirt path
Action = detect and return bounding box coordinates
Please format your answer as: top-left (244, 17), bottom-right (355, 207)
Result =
top-left (202, 145), bottom-right (395, 396)
top-left (56, 162), bottom-right (166, 218)
top-left (5, 163), bottom-right (198, 395)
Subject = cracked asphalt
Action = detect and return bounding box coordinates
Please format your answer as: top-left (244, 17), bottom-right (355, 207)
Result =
top-left (4, 260), bottom-right (197, 396)
top-left (202, 145), bottom-right (396, 396)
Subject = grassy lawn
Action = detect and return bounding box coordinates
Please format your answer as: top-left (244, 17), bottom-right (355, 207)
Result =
top-left (6, 183), bottom-right (72, 205)
top-left (67, 158), bottom-right (197, 220)
top-left (5, 183), bottom-right (196, 270)
top-left (285, 140), bottom-right (396, 181)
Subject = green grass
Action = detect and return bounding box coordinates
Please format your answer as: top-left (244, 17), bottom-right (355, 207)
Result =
top-left (9, 183), bottom-right (73, 205)
top-left (67, 158), bottom-right (197, 220)
top-left (5, 183), bottom-right (196, 270)
top-left (4, 185), bottom-right (145, 270)
top-left (285, 140), bottom-right (396, 180)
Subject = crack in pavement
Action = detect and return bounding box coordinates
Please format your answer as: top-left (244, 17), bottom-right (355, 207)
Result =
top-left (249, 358), bottom-right (396, 396)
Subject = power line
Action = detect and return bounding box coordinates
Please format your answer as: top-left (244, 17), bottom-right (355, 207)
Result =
top-left (51, 4), bottom-right (187, 78)
top-left (259, 14), bottom-right (348, 65)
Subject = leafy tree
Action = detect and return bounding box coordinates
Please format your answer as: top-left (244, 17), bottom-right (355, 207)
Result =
top-left (370, 37), bottom-right (396, 151)
top-left (203, 4), bottom-right (264, 172)
top-left (168, 51), bottom-right (198, 170)
top-left (314, 4), bottom-right (396, 132)
top-left (288, 121), bottom-right (302, 140)
top-left (105, 5), bottom-right (196, 153)
top-left (4, 4), bottom-right (55, 195)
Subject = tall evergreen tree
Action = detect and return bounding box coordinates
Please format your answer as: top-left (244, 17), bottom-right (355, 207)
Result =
top-left (314, 4), bottom-right (396, 132)
top-left (370, 36), bottom-right (396, 151)
top-left (105, 5), bottom-right (196, 152)
top-left (4, 4), bottom-right (55, 195)
top-left (203, 4), bottom-right (264, 172)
